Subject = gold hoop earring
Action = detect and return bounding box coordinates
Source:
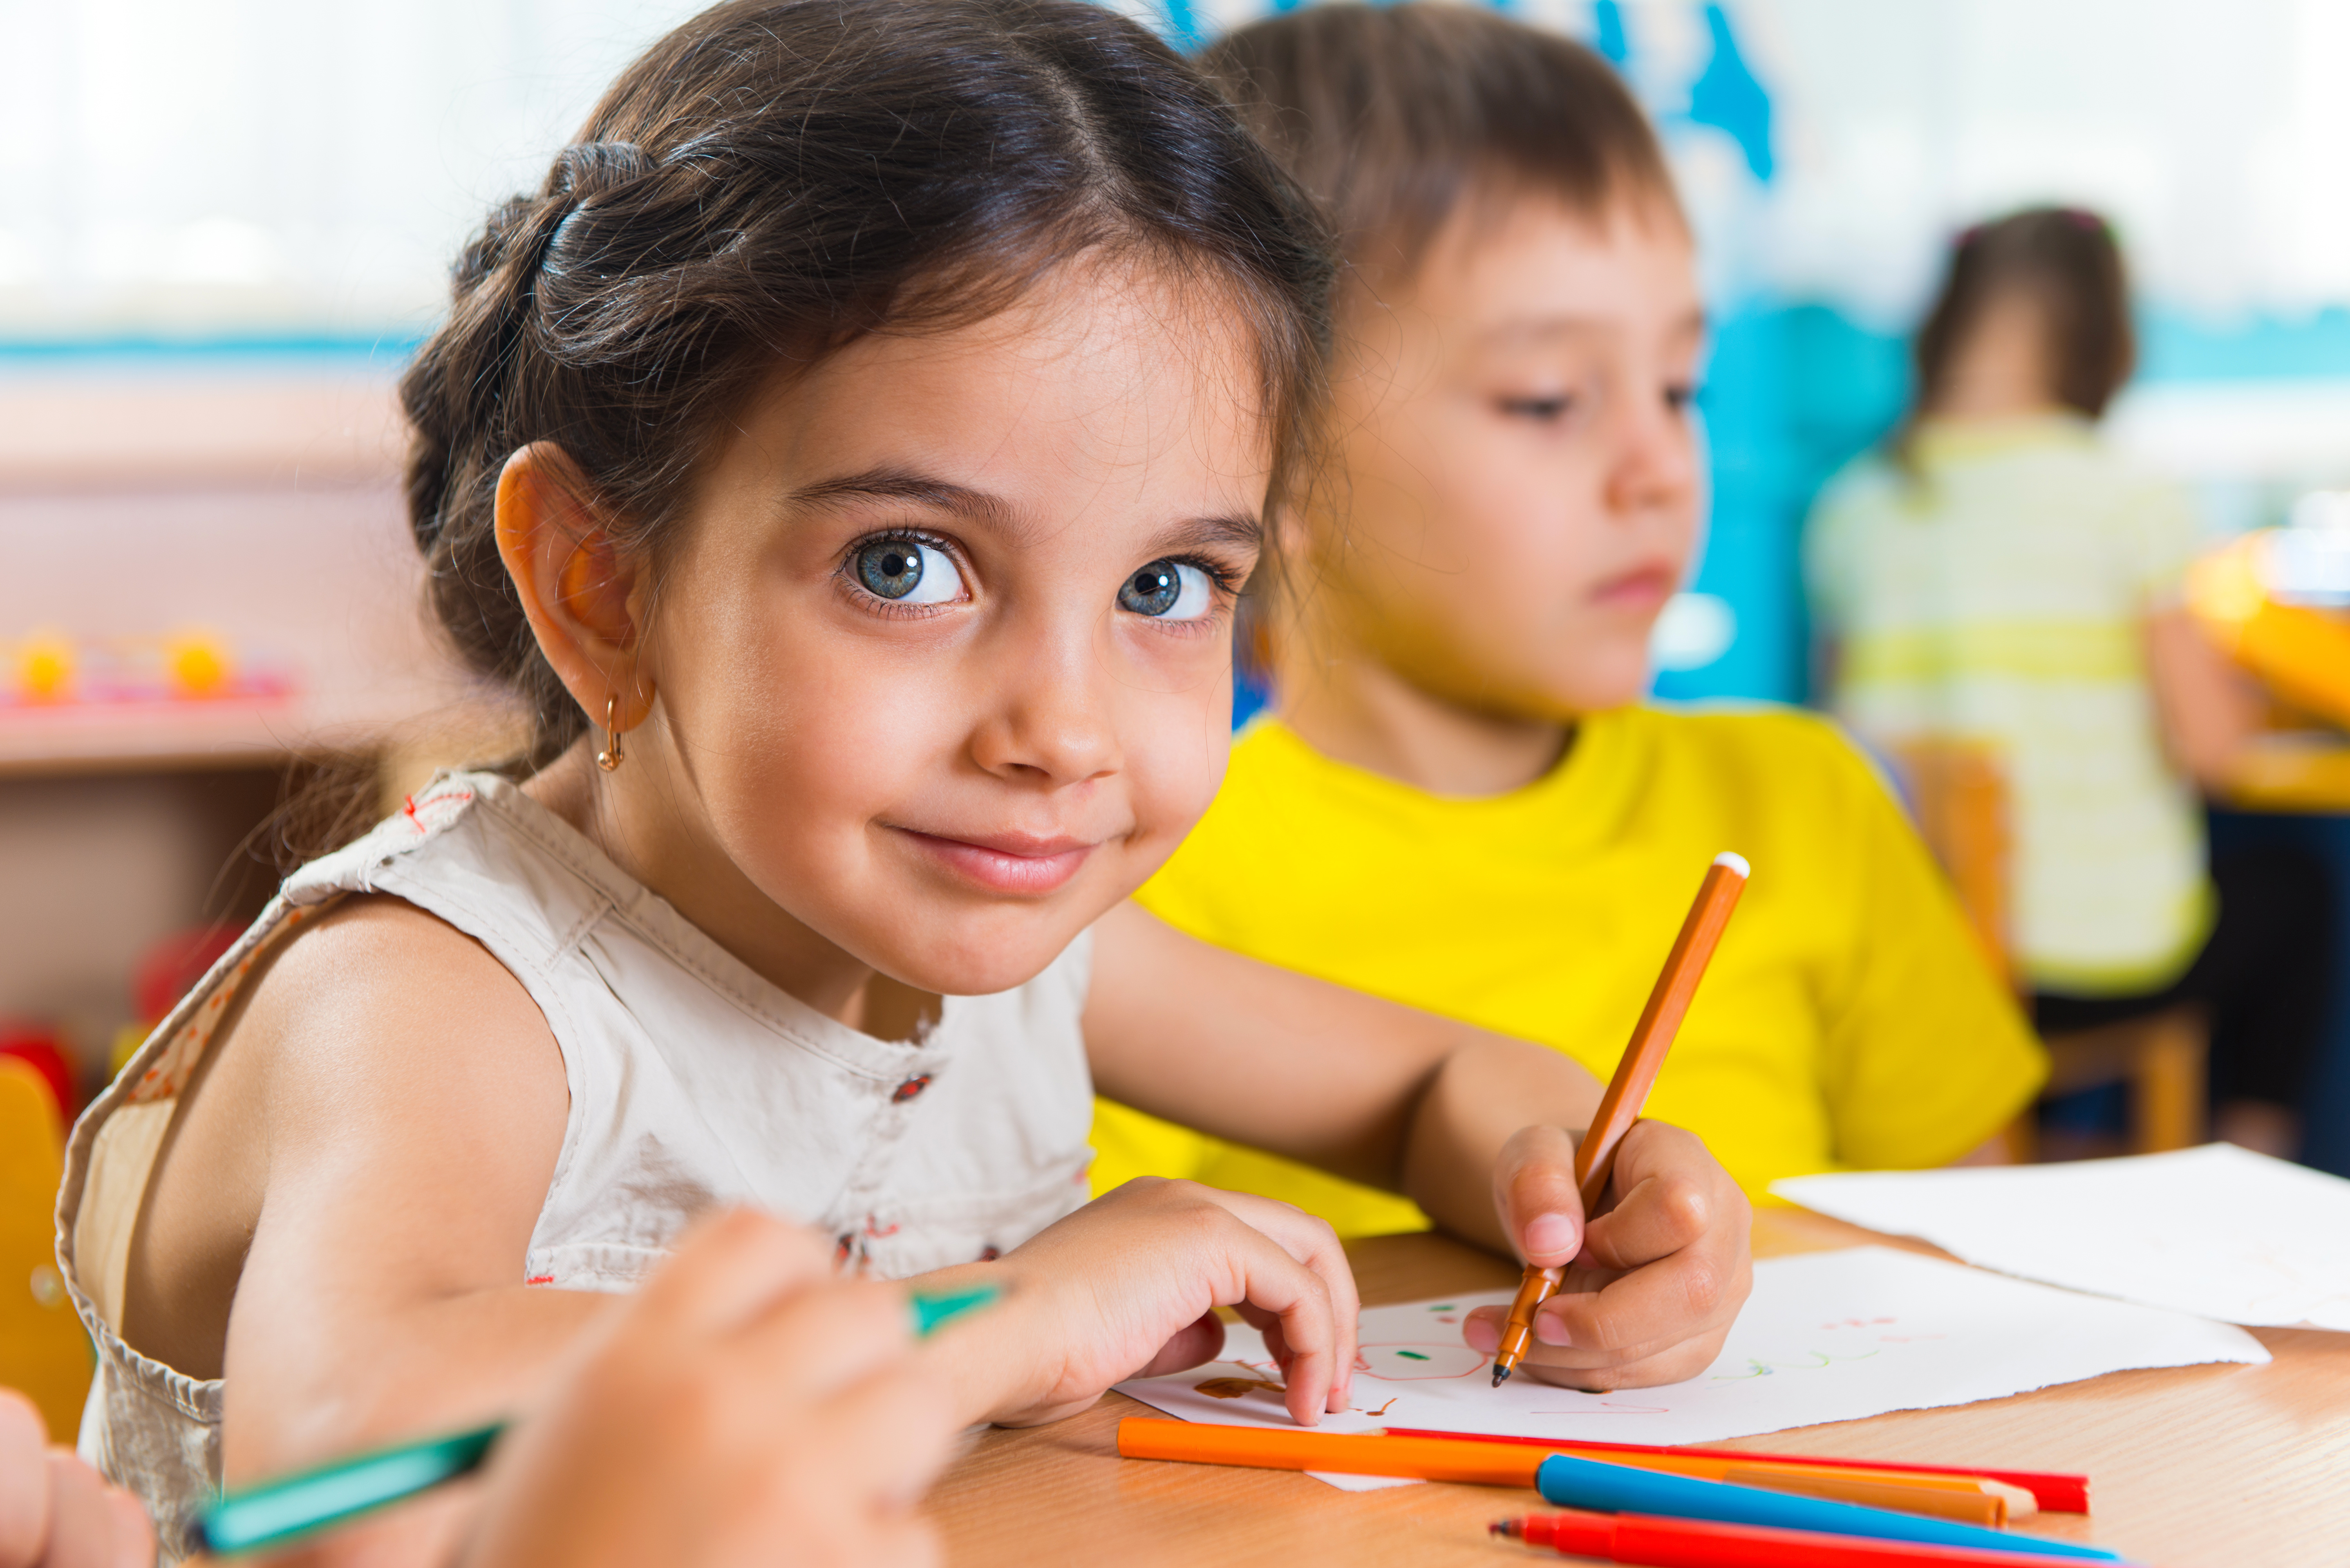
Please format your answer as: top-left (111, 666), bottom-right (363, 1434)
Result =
top-left (596, 694), bottom-right (625, 772)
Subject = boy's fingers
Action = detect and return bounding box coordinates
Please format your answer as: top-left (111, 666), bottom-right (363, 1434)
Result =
top-left (634, 1208), bottom-right (835, 1339)
top-left (1578, 1171), bottom-right (1714, 1272)
top-left (1495, 1125), bottom-right (1585, 1268)
top-left (1583, 1122), bottom-right (1749, 1272)
top-left (0, 1391), bottom-right (48, 1568)
top-left (1532, 1246), bottom-right (1745, 1366)
top-left (1194, 1190), bottom-right (1359, 1411)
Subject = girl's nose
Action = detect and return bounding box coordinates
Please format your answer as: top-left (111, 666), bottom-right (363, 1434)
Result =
top-left (967, 629), bottom-right (1121, 787)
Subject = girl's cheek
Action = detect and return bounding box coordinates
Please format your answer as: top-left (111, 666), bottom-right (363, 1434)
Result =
top-left (1121, 686), bottom-right (1234, 843)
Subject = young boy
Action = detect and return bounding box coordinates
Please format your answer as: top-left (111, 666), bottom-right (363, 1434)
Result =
top-left (1092, 3), bottom-right (2046, 1232)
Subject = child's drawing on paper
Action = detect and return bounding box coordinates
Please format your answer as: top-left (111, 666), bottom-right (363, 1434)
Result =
top-left (1121, 1247), bottom-right (2266, 1453)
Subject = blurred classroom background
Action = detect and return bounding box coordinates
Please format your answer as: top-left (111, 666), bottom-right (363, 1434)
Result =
top-left (7, 2), bottom-right (2350, 1412)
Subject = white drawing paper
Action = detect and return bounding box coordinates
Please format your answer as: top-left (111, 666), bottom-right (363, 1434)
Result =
top-left (1116, 1245), bottom-right (2266, 1481)
top-left (1772, 1144), bottom-right (2350, 1331)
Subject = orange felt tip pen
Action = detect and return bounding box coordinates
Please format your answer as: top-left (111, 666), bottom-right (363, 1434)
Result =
top-left (1492, 851), bottom-right (1748, 1388)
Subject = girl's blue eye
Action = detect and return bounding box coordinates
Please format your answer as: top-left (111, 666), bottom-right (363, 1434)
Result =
top-left (855, 538), bottom-right (963, 604)
top-left (1118, 559), bottom-right (1214, 620)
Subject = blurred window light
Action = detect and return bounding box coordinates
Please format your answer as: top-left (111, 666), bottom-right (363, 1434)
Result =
top-left (1652, 592), bottom-right (1739, 673)
top-left (2268, 493), bottom-right (2350, 605)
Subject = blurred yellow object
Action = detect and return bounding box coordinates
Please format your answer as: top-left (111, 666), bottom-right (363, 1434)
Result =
top-left (110, 1024), bottom-right (148, 1082)
top-left (0, 1057), bottom-right (91, 1442)
top-left (16, 632), bottom-right (74, 702)
top-left (164, 630), bottom-right (232, 699)
top-left (2187, 533), bottom-right (2350, 730)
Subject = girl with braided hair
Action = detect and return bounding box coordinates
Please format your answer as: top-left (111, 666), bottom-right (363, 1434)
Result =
top-left (56, 3), bottom-right (1749, 1561)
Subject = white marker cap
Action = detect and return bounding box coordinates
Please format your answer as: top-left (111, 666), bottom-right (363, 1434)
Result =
top-left (1713, 851), bottom-right (1751, 878)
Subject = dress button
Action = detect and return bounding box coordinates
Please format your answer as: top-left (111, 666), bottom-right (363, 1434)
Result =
top-left (892, 1073), bottom-right (931, 1103)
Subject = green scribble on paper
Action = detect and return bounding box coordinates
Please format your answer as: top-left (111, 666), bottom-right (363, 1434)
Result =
top-left (1395, 1350), bottom-right (1431, 1361)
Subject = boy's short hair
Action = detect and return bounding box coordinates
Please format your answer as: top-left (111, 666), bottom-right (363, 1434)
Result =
top-left (1200, 2), bottom-right (1680, 285)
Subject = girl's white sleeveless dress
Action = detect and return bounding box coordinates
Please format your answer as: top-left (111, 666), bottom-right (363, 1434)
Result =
top-left (54, 771), bottom-right (1096, 1559)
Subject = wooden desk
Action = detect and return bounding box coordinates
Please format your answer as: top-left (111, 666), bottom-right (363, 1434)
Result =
top-left (929, 1211), bottom-right (2350, 1567)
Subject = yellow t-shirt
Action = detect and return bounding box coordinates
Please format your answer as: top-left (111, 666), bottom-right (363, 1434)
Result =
top-left (1091, 705), bottom-right (2046, 1233)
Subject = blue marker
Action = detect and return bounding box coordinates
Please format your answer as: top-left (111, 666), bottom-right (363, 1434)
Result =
top-left (1535, 1454), bottom-right (2122, 1562)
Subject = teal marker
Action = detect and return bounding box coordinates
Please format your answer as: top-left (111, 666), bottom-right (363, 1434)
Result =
top-left (191, 1281), bottom-right (1001, 1558)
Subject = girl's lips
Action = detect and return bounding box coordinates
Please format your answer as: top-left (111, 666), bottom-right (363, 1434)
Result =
top-left (894, 828), bottom-right (1096, 895)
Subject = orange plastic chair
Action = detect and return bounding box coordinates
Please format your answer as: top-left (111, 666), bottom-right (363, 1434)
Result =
top-left (1892, 739), bottom-right (2207, 1159)
top-left (0, 1056), bottom-right (92, 1440)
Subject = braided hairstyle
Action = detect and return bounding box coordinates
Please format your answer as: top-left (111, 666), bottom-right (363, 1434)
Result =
top-left (401, 0), bottom-right (1334, 772)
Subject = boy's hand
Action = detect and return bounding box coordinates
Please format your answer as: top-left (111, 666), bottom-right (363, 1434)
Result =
top-left (987, 1178), bottom-right (1358, 1429)
top-left (459, 1210), bottom-right (955, 1568)
top-left (1464, 1120), bottom-right (1750, 1389)
top-left (0, 1390), bottom-right (154, 1568)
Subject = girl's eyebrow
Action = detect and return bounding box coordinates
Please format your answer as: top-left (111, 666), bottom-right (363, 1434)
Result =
top-left (1155, 513), bottom-right (1265, 556)
top-left (790, 466), bottom-right (1262, 554)
top-left (787, 468), bottom-right (1017, 530)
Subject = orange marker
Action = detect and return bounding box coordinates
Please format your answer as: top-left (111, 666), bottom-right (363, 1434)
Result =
top-left (1492, 851), bottom-right (1749, 1387)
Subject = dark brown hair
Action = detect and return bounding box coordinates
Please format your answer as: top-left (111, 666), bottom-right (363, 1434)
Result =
top-left (400, 0), bottom-right (1334, 772)
top-left (1197, 3), bottom-right (1679, 285)
top-left (1914, 206), bottom-right (2135, 422)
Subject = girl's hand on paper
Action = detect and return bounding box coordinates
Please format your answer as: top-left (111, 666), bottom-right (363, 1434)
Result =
top-left (1466, 1120), bottom-right (1751, 1389)
top-left (0, 1391), bottom-right (154, 1568)
top-left (458, 1209), bottom-right (955, 1568)
top-left (978, 1177), bottom-right (1359, 1430)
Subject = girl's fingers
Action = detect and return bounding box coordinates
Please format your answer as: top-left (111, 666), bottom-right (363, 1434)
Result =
top-left (1190, 1190), bottom-right (1359, 1411)
top-left (1493, 1125), bottom-right (1587, 1268)
top-left (634, 1207), bottom-right (836, 1339)
top-left (1130, 1311), bottom-right (1226, 1379)
top-left (1210, 1225), bottom-right (1340, 1427)
top-left (0, 1391), bottom-right (48, 1568)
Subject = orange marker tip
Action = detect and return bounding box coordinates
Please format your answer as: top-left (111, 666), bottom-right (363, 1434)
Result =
top-left (1491, 1366), bottom-right (1510, 1387)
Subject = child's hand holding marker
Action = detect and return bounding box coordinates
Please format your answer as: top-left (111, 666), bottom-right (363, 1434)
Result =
top-left (1467, 1118), bottom-right (1752, 1390)
top-left (0, 1390), bottom-right (153, 1568)
top-left (458, 1209), bottom-right (959, 1568)
top-left (1469, 854), bottom-right (1755, 1392)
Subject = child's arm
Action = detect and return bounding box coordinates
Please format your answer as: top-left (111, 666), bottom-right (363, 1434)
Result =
top-left (1084, 901), bottom-right (1751, 1389)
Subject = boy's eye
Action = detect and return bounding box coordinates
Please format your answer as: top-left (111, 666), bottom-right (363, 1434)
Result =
top-left (1117, 559), bottom-right (1214, 621)
top-left (1666, 382), bottom-right (1701, 413)
top-left (855, 538), bottom-right (963, 604)
top-left (1499, 395), bottom-right (1572, 421)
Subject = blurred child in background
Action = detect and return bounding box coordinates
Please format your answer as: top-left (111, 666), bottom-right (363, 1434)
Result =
top-left (1090, 2), bottom-right (2045, 1237)
top-left (1807, 207), bottom-right (2331, 1158)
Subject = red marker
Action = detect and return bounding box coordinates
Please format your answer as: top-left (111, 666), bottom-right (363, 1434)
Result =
top-left (1491, 1510), bottom-right (2137, 1567)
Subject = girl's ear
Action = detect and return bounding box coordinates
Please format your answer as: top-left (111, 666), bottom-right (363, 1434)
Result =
top-left (495, 444), bottom-right (656, 733)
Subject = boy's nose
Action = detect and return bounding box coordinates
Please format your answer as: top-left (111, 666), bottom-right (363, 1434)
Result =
top-left (1605, 398), bottom-right (1700, 519)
